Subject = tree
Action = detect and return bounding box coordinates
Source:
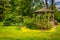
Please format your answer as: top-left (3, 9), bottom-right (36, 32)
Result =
top-left (31, 0), bottom-right (43, 10)
top-left (19, 0), bottom-right (32, 16)
top-left (45, 0), bottom-right (48, 8)
top-left (3, 0), bottom-right (34, 26)
top-left (51, 0), bottom-right (55, 10)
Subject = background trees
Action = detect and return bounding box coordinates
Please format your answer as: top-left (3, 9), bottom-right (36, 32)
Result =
top-left (31, 0), bottom-right (43, 10)
top-left (0, 0), bottom-right (60, 29)
top-left (3, 0), bottom-right (33, 26)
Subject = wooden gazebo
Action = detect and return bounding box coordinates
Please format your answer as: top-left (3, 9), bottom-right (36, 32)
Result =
top-left (34, 5), bottom-right (58, 27)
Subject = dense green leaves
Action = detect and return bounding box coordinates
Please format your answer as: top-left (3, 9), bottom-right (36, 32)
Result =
top-left (55, 11), bottom-right (60, 22)
top-left (2, 0), bottom-right (32, 25)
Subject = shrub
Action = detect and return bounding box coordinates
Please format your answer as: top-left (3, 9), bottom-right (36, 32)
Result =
top-left (23, 14), bottom-right (52, 30)
top-left (3, 13), bottom-right (23, 26)
top-left (55, 11), bottom-right (60, 22)
top-left (3, 13), bottom-right (52, 30)
top-left (23, 16), bottom-right (36, 29)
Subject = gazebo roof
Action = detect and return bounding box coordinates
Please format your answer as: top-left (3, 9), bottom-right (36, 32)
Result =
top-left (34, 7), bottom-right (54, 13)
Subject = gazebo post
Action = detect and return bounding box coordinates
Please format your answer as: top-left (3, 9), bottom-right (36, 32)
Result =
top-left (48, 12), bottom-right (50, 28)
top-left (45, 11), bottom-right (49, 29)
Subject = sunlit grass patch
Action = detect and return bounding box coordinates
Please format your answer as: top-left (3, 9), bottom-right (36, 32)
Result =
top-left (20, 26), bottom-right (56, 32)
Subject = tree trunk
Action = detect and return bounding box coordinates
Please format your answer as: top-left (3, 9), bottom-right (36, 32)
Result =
top-left (51, 0), bottom-right (55, 10)
top-left (45, 0), bottom-right (48, 8)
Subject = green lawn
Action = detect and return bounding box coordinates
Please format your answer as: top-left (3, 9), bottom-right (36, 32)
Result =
top-left (0, 25), bottom-right (60, 40)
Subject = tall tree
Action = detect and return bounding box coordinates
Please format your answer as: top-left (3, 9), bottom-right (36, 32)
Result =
top-left (45, 0), bottom-right (48, 8)
top-left (51, 0), bottom-right (55, 10)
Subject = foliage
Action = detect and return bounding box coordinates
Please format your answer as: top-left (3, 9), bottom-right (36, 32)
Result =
top-left (18, 0), bottom-right (33, 16)
top-left (22, 13), bottom-right (52, 30)
top-left (34, 13), bottom-right (52, 30)
top-left (3, 0), bottom-right (33, 26)
top-left (23, 16), bottom-right (36, 29)
top-left (55, 11), bottom-right (60, 22)
top-left (31, 0), bottom-right (43, 10)
top-left (0, 0), bottom-right (4, 21)
top-left (3, 13), bottom-right (23, 26)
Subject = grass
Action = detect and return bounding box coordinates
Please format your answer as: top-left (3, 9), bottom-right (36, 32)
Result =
top-left (0, 24), bottom-right (60, 40)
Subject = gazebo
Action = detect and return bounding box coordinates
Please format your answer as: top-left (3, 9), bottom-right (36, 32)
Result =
top-left (34, 5), bottom-right (57, 28)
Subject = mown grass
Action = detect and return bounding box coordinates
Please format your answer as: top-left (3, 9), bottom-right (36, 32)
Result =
top-left (0, 24), bottom-right (60, 40)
